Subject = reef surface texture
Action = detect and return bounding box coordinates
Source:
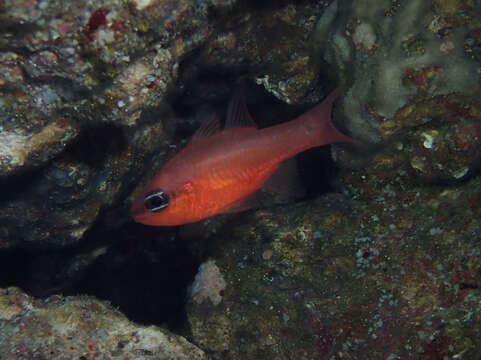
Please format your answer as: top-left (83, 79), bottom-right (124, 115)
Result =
top-left (0, 287), bottom-right (205, 359)
top-left (0, 0), bottom-right (480, 358)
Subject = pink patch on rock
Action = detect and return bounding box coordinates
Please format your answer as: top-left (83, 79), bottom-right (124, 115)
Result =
top-left (85, 7), bottom-right (109, 41)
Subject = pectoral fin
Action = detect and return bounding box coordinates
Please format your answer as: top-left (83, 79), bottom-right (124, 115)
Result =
top-left (261, 158), bottom-right (306, 199)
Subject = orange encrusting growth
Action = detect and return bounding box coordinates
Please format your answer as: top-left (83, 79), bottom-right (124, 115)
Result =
top-left (131, 88), bottom-right (354, 226)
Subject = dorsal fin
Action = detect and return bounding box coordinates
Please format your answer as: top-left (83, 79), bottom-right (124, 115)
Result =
top-left (189, 113), bottom-right (221, 143)
top-left (226, 80), bottom-right (258, 129)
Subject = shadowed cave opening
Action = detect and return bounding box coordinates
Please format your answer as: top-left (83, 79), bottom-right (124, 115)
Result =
top-left (0, 222), bottom-right (199, 333)
top-left (0, 77), bottom-right (342, 334)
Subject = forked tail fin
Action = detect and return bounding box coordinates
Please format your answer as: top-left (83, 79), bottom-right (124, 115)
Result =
top-left (301, 88), bottom-right (356, 146)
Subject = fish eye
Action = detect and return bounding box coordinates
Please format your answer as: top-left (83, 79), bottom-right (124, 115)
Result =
top-left (144, 189), bottom-right (169, 212)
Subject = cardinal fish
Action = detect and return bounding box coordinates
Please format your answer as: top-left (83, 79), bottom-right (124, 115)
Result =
top-left (131, 86), bottom-right (354, 226)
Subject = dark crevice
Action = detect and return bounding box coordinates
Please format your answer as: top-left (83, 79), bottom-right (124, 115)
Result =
top-left (0, 220), bottom-right (199, 332)
top-left (208, 0), bottom-right (312, 23)
top-left (0, 167), bottom-right (46, 203)
top-left (69, 223), bottom-right (199, 332)
top-left (64, 123), bottom-right (128, 169)
top-left (27, 74), bottom-right (93, 101)
top-left (0, 19), bottom-right (43, 46)
top-left (0, 123), bottom-right (128, 204)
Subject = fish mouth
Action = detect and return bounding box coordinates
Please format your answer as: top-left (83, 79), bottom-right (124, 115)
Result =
top-left (130, 198), bottom-right (147, 221)
top-left (132, 213), bottom-right (150, 225)
top-left (131, 209), bottom-right (152, 225)
top-left (131, 197), bottom-right (165, 226)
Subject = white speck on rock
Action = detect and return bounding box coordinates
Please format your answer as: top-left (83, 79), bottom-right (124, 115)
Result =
top-left (190, 260), bottom-right (226, 306)
top-left (134, 0), bottom-right (153, 11)
top-left (0, 130), bottom-right (29, 167)
top-left (352, 22), bottom-right (376, 51)
top-left (429, 227), bottom-right (443, 236)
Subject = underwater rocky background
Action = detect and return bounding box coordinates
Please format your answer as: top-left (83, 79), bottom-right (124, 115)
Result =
top-left (0, 0), bottom-right (481, 359)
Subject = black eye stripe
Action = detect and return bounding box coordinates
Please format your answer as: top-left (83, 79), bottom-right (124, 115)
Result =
top-left (144, 190), bottom-right (169, 212)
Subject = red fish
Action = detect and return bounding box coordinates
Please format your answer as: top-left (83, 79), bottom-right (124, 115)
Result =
top-left (131, 86), bottom-right (354, 226)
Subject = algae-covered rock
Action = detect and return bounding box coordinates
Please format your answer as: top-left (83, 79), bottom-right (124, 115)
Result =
top-left (0, 0), bottom-right (340, 249)
top-left (187, 174), bottom-right (481, 358)
top-left (183, 1), bottom-right (334, 105)
top-left (184, 3), bottom-right (481, 355)
top-left (0, 287), bottom-right (206, 359)
top-left (1, 0), bottom-right (481, 358)
top-left (0, 0), bottom-right (233, 248)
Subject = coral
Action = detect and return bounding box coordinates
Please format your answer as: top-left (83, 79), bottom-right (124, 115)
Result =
top-left (317, 0), bottom-right (480, 142)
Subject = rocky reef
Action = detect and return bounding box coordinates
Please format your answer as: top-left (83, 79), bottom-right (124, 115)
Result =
top-left (187, 170), bottom-right (481, 359)
top-left (1, 0), bottom-right (480, 358)
top-left (0, 287), bottom-right (205, 359)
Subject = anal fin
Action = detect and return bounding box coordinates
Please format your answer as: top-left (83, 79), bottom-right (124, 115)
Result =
top-left (261, 158), bottom-right (306, 199)
top-left (223, 194), bottom-right (262, 214)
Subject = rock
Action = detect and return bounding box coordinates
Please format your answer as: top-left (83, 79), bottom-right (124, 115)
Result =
top-left (0, 0), bottom-right (235, 248)
top-left (183, 1), bottom-right (333, 105)
top-left (0, 287), bottom-right (206, 359)
top-left (187, 175), bottom-right (481, 358)
top-left (187, 3), bottom-right (481, 355)
top-left (1, 0), bottom-right (481, 358)
top-left (335, 93), bottom-right (481, 196)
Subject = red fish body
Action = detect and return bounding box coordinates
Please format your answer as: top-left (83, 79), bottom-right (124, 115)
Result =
top-left (131, 88), bottom-right (354, 226)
